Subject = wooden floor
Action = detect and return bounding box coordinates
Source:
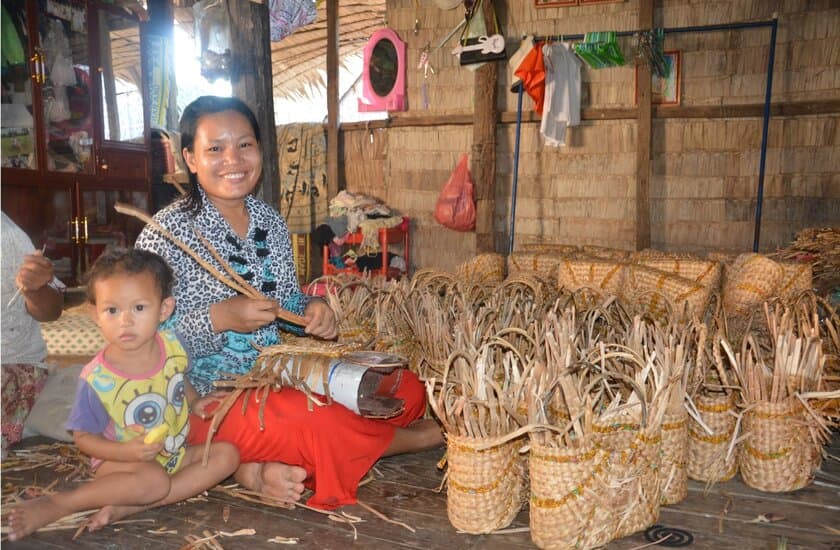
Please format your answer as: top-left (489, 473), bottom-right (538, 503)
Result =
top-left (2, 435), bottom-right (839, 549)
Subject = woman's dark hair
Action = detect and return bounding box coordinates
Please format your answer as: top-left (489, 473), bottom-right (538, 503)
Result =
top-left (85, 247), bottom-right (175, 304)
top-left (178, 95), bottom-right (262, 216)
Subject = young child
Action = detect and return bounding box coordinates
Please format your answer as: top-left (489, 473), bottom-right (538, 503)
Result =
top-left (6, 248), bottom-right (239, 541)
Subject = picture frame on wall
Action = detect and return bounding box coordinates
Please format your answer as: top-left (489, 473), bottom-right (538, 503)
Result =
top-left (534, 0), bottom-right (578, 7)
top-left (636, 50), bottom-right (681, 105)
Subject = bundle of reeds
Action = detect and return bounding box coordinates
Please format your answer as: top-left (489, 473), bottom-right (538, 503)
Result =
top-left (427, 338), bottom-right (533, 534)
top-left (725, 303), bottom-right (839, 492)
top-left (526, 310), bottom-right (675, 549)
top-left (527, 309), bottom-right (614, 549)
top-left (653, 319), bottom-right (707, 505)
top-left (771, 226), bottom-right (840, 295)
top-left (370, 278), bottom-right (420, 369)
top-left (320, 275), bottom-right (378, 344)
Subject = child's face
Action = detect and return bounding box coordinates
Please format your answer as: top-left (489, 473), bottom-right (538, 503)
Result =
top-left (90, 271), bottom-right (175, 353)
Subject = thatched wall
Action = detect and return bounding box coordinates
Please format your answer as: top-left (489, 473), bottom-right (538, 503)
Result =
top-left (341, 0), bottom-right (839, 271)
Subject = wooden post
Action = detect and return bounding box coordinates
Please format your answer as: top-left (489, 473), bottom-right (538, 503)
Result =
top-left (228, 0), bottom-right (279, 207)
top-left (472, 0), bottom-right (499, 254)
top-left (635, 0), bottom-right (654, 250)
top-left (326, 0), bottom-right (340, 199)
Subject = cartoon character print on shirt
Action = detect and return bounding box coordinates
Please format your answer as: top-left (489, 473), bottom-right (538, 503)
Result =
top-left (114, 369), bottom-right (189, 472)
top-left (84, 333), bottom-right (190, 473)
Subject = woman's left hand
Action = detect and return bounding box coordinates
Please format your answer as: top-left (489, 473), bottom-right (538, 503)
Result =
top-left (303, 299), bottom-right (337, 340)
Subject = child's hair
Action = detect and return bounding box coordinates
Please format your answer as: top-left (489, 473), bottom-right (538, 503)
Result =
top-left (85, 247), bottom-right (174, 304)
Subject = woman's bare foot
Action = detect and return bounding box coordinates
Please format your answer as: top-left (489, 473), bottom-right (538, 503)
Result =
top-left (234, 462), bottom-right (307, 503)
top-left (85, 504), bottom-right (145, 532)
top-left (6, 496), bottom-right (70, 541)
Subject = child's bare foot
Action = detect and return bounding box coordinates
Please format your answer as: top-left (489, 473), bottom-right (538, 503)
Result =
top-left (235, 462), bottom-right (307, 503)
top-left (85, 504), bottom-right (145, 532)
top-left (6, 496), bottom-right (70, 541)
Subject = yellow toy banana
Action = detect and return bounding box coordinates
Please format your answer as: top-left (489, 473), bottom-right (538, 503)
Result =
top-left (143, 424), bottom-right (169, 444)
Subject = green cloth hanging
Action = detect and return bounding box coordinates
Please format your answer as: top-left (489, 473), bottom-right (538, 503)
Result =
top-left (573, 31), bottom-right (625, 69)
top-left (2, 4), bottom-right (26, 68)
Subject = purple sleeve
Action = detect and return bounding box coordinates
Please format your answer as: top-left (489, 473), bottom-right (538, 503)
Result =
top-left (64, 378), bottom-right (110, 435)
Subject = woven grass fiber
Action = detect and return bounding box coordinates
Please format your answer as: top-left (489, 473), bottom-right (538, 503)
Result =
top-left (508, 252), bottom-right (567, 280)
top-left (722, 253), bottom-right (785, 316)
top-left (739, 398), bottom-right (821, 492)
top-left (626, 265), bottom-right (713, 320)
top-left (659, 409), bottom-right (689, 505)
top-left (445, 433), bottom-right (525, 534)
top-left (528, 441), bottom-right (613, 549)
top-left (636, 257), bottom-right (722, 291)
top-left (455, 253), bottom-right (506, 286)
top-left (557, 259), bottom-right (626, 298)
top-left (687, 392), bottom-right (738, 483)
top-left (591, 413), bottom-right (662, 539)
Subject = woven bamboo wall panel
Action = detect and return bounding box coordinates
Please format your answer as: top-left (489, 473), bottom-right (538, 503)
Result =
top-left (338, 2), bottom-right (840, 265)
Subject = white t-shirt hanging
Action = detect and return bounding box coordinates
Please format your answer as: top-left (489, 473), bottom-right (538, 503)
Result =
top-left (541, 42), bottom-right (582, 147)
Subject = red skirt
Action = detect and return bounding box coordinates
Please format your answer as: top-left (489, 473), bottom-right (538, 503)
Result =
top-left (187, 370), bottom-right (426, 509)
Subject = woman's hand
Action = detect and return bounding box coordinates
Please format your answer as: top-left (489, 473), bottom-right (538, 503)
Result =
top-left (303, 298), bottom-right (337, 340)
top-left (15, 250), bottom-right (53, 292)
top-left (16, 250), bottom-right (63, 322)
top-left (210, 295), bottom-right (279, 333)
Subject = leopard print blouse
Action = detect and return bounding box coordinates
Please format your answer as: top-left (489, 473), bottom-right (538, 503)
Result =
top-left (135, 189), bottom-right (309, 395)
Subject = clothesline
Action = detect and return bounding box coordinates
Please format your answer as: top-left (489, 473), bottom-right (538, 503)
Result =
top-left (506, 15), bottom-right (780, 254)
top-left (525, 16), bottom-right (778, 43)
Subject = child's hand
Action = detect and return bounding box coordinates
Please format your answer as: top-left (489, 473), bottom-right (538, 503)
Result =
top-left (191, 391), bottom-right (228, 420)
top-left (125, 434), bottom-right (164, 462)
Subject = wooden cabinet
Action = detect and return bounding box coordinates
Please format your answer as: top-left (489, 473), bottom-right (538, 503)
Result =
top-left (1, 0), bottom-right (149, 285)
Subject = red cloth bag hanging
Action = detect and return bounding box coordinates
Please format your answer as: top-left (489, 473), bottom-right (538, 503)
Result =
top-left (434, 153), bottom-right (476, 232)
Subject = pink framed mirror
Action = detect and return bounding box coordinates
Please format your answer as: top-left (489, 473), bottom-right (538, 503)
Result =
top-left (358, 28), bottom-right (407, 112)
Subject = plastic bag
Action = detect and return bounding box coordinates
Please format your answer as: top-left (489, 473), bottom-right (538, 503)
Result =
top-left (434, 153), bottom-right (475, 232)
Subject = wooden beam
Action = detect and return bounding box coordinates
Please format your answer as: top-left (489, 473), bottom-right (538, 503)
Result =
top-left (340, 100), bottom-right (840, 132)
top-left (228, 0), bottom-right (278, 207)
top-left (471, 0), bottom-right (499, 254)
top-left (635, 0), bottom-right (653, 251)
top-left (326, 0), bottom-right (340, 199)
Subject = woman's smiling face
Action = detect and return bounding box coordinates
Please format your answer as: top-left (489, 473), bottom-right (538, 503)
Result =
top-left (182, 109), bottom-right (262, 207)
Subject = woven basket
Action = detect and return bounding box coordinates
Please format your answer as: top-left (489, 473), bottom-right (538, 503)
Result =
top-left (739, 399), bottom-right (821, 492)
top-left (636, 258), bottom-right (722, 291)
top-left (455, 253), bottom-right (506, 286)
top-left (446, 434), bottom-right (524, 533)
top-left (722, 253), bottom-right (784, 316)
top-left (777, 261), bottom-right (813, 302)
top-left (581, 245), bottom-right (633, 261)
top-left (592, 413), bottom-right (662, 539)
top-left (529, 441), bottom-right (613, 549)
top-left (627, 265), bottom-right (713, 320)
top-left (659, 409), bottom-right (689, 505)
top-left (687, 393), bottom-right (738, 483)
top-left (557, 259), bottom-right (626, 298)
top-left (508, 252), bottom-right (567, 280)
